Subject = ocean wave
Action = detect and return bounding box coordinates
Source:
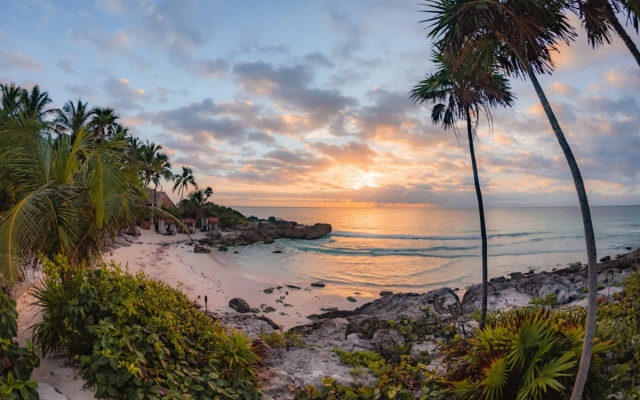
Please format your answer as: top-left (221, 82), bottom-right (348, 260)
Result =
top-left (331, 231), bottom-right (541, 241)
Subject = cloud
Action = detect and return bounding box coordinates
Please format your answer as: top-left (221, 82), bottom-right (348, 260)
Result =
top-left (313, 141), bottom-right (377, 168)
top-left (0, 51), bottom-right (45, 72)
top-left (101, 76), bottom-right (147, 110)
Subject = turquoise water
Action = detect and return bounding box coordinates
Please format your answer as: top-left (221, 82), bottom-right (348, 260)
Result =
top-left (214, 206), bottom-right (640, 296)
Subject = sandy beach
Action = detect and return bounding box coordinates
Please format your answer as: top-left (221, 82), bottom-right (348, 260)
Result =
top-left (104, 229), bottom-right (362, 330)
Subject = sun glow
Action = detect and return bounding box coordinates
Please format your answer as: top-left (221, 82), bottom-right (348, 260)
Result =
top-left (351, 171), bottom-right (381, 190)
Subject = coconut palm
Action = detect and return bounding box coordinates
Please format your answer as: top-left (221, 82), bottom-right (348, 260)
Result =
top-left (410, 53), bottom-right (514, 329)
top-left (53, 99), bottom-right (95, 140)
top-left (18, 85), bottom-right (58, 122)
top-left (571, 0), bottom-right (640, 67)
top-left (89, 106), bottom-right (119, 144)
top-left (139, 141), bottom-right (165, 189)
top-left (172, 166), bottom-right (198, 203)
top-left (0, 82), bottom-right (22, 116)
top-left (186, 187), bottom-right (213, 224)
top-left (0, 116), bottom-right (144, 285)
top-left (424, 1), bottom-right (597, 398)
top-left (151, 152), bottom-right (173, 207)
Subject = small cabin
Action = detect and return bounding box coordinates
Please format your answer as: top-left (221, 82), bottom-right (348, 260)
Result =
top-left (180, 218), bottom-right (197, 234)
top-left (200, 217), bottom-right (220, 232)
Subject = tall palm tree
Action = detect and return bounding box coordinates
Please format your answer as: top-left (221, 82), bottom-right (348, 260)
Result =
top-left (172, 166), bottom-right (198, 203)
top-left (151, 152), bottom-right (173, 207)
top-left (139, 141), bottom-right (165, 189)
top-left (0, 116), bottom-right (144, 284)
top-left (571, 0), bottom-right (640, 67)
top-left (53, 99), bottom-right (95, 140)
top-left (424, 1), bottom-right (597, 398)
top-left (410, 54), bottom-right (514, 329)
top-left (89, 106), bottom-right (119, 144)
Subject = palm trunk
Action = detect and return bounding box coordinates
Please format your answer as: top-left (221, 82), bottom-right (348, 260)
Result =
top-left (524, 64), bottom-right (598, 400)
top-left (465, 106), bottom-right (489, 329)
top-left (605, 1), bottom-right (640, 68)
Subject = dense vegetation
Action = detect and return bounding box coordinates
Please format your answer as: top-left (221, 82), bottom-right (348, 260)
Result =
top-left (32, 255), bottom-right (261, 399)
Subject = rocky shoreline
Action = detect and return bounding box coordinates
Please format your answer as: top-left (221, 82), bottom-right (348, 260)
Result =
top-left (213, 247), bottom-right (640, 399)
top-left (198, 219), bottom-right (332, 249)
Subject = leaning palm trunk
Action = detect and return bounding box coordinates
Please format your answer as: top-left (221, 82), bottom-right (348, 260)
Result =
top-left (465, 106), bottom-right (489, 329)
top-left (523, 63), bottom-right (598, 400)
top-left (604, 2), bottom-right (640, 67)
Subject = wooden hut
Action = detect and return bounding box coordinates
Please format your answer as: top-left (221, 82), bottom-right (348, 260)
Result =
top-left (200, 217), bottom-right (220, 232)
top-left (180, 218), bottom-right (197, 234)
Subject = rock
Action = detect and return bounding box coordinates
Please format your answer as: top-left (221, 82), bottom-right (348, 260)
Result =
top-left (272, 250), bottom-right (282, 254)
top-left (263, 306), bottom-right (276, 313)
top-left (284, 303), bottom-right (293, 307)
top-left (320, 307), bottom-right (338, 312)
top-left (625, 246), bottom-right (632, 250)
top-left (490, 276), bottom-right (508, 283)
top-left (379, 291), bottom-right (393, 297)
top-left (264, 238), bottom-right (275, 244)
top-left (218, 246), bottom-right (228, 251)
top-left (213, 313), bottom-right (276, 339)
top-left (206, 231), bottom-right (222, 240)
top-left (310, 282), bottom-right (325, 288)
top-left (371, 328), bottom-right (406, 360)
top-left (345, 316), bottom-right (385, 340)
top-left (346, 333), bottom-right (374, 350)
top-left (233, 251), bottom-right (238, 253)
top-left (410, 341), bottom-right (438, 361)
top-left (509, 272), bottom-right (525, 280)
top-left (194, 245), bottom-right (210, 253)
top-left (354, 288), bottom-right (461, 323)
top-left (229, 298), bottom-right (251, 313)
top-left (37, 383), bottom-right (69, 400)
top-left (600, 255), bottom-right (611, 262)
top-left (286, 285), bottom-right (301, 289)
top-left (250, 308), bottom-right (261, 313)
top-left (307, 309), bottom-right (354, 321)
top-left (347, 296), bottom-right (357, 302)
top-left (264, 288), bottom-right (274, 294)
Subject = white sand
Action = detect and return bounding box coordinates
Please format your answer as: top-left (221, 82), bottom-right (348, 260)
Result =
top-left (105, 229), bottom-right (363, 329)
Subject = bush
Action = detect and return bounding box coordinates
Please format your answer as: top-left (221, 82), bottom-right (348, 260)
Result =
top-left (259, 331), bottom-right (306, 349)
top-left (32, 255), bottom-right (261, 399)
top-left (0, 290), bottom-right (39, 400)
top-left (528, 293), bottom-right (558, 307)
top-left (447, 307), bottom-right (611, 400)
top-left (598, 270), bottom-right (640, 393)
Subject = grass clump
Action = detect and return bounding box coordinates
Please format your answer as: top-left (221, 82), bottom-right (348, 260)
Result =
top-left (32, 255), bottom-right (261, 399)
top-left (528, 293), bottom-right (558, 307)
top-left (259, 331), bottom-right (306, 349)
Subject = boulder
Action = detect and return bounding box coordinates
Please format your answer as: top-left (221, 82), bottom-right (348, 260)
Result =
top-left (310, 282), bottom-right (325, 288)
top-left (371, 328), bottom-right (406, 360)
top-left (194, 245), bottom-right (210, 253)
top-left (353, 288), bottom-right (461, 322)
top-left (345, 316), bottom-right (384, 340)
top-left (229, 298), bottom-right (251, 313)
top-left (206, 231), bottom-right (222, 240)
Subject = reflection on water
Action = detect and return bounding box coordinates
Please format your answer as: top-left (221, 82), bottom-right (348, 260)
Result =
top-left (211, 206), bottom-right (640, 296)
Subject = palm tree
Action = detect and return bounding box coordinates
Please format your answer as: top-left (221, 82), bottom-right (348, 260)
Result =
top-left (54, 99), bottom-right (95, 140)
top-left (151, 152), bottom-right (173, 207)
top-left (17, 85), bottom-right (58, 126)
top-left (89, 106), bottom-right (119, 144)
top-left (410, 53), bottom-right (514, 329)
top-left (0, 116), bottom-right (144, 284)
top-left (186, 187), bottom-right (213, 225)
top-left (424, 1), bottom-right (597, 398)
top-left (0, 82), bottom-right (22, 116)
top-left (571, 0), bottom-right (640, 67)
top-left (172, 166), bottom-right (198, 203)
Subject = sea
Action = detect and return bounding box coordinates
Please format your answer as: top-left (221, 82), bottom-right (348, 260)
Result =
top-left (213, 206), bottom-right (640, 297)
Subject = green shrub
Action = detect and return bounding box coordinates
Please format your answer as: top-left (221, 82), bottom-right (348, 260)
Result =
top-left (447, 307), bottom-right (611, 400)
top-left (528, 293), bottom-right (558, 307)
top-left (598, 270), bottom-right (640, 392)
top-left (259, 331), bottom-right (306, 349)
top-left (32, 255), bottom-right (261, 399)
top-left (0, 290), bottom-right (39, 400)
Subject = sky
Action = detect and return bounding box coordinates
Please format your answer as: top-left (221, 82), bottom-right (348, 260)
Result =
top-left (2, 0), bottom-right (640, 208)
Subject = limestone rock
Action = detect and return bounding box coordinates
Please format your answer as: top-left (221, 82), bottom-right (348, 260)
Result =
top-left (193, 245), bottom-right (210, 253)
top-left (353, 288), bottom-right (461, 322)
top-left (229, 298), bottom-right (251, 313)
top-left (371, 328), bottom-right (406, 360)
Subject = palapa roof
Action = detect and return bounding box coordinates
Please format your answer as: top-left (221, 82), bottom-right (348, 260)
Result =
top-left (146, 188), bottom-right (175, 209)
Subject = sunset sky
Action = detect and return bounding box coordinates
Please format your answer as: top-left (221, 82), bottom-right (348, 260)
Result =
top-left (3, 0), bottom-right (639, 207)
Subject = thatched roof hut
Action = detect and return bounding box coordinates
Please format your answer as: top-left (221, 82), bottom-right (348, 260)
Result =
top-left (146, 189), bottom-right (175, 209)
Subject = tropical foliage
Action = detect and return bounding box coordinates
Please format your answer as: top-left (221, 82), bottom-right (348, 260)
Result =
top-left (32, 255), bottom-right (261, 399)
top-left (0, 290), bottom-right (39, 400)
